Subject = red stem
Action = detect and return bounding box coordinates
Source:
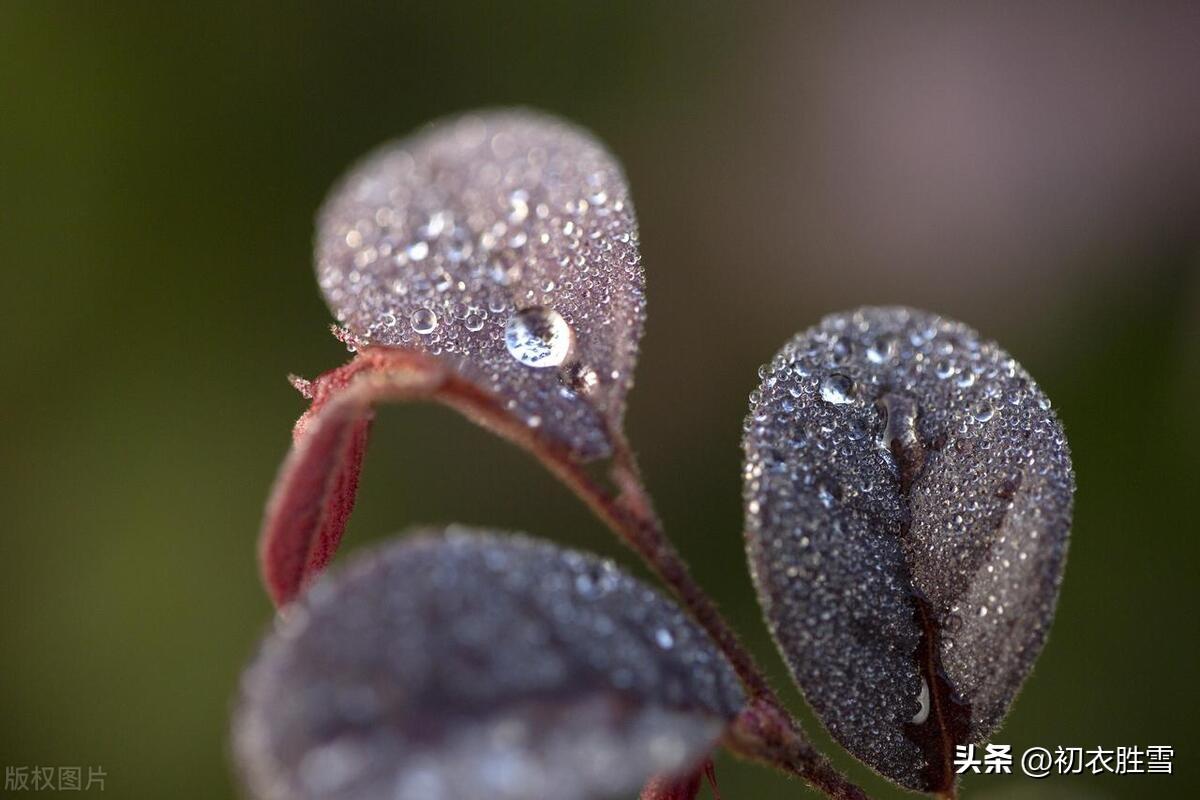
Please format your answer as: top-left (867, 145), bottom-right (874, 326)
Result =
top-left (259, 348), bottom-right (871, 799)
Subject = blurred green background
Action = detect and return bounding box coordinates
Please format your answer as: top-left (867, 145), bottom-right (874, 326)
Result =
top-left (2, 3), bottom-right (1197, 798)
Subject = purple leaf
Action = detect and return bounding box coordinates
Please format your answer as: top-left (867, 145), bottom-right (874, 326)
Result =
top-left (315, 110), bottom-right (646, 460)
top-left (259, 351), bottom-right (445, 606)
top-left (235, 528), bottom-right (745, 800)
top-left (260, 111), bottom-right (649, 606)
top-left (743, 307), bottom-right (1074, 792)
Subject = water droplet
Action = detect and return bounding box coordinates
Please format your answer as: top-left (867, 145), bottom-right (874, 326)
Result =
top-left (820, 373), bottom-right (856, 405)
top-left (655, 628), bottom-right (675, 649)
top-left (410, 308), bottom-right (438, 335)
top-left (816, 479), bottom-right (840, 509)
top-left (505, 307), bottom-right (573, 368)
top-left (507, 189), bottom-right (529, 223)
top-left (562, 362), bottom-right (600, 393)
top-left (910, 679), bottom-right (930, 725)
top-left (488, 262), bottom-right (520, 287)
top-left (831, 336), bottom-right (853, 364)
top-left (973, 402), bottom-right (995, 423)
top-left (406, 241), bottom-right (429, 262)
top-left (421, 212), bottom-right (448, 238)
top-left (867, 334), bottom-right (898, 364)
top-left (444, 231), bottom-right (472, 262)
top-left (463, 311), bottom-right (485, 332)
top-left (574, 564), bottom-right (617, 599)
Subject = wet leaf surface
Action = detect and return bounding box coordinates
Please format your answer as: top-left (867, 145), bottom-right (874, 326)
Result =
top-left (236, 527), bottom-right (744, 800)
top-left (315, 110), bottom-right (646, 460)
top-left (742, 307), bottom-right (1073, 792)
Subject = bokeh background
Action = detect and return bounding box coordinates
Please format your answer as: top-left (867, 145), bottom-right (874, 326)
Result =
top-left (2, 2), bottom-right (1197, 798)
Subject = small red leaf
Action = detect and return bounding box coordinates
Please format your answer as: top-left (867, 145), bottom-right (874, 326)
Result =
top-left (259, 388), bottom-right (374, 607)
top-left (259, 350), bottom-right (448, 607)
top-left (703, 759), bottom-right (722, 800)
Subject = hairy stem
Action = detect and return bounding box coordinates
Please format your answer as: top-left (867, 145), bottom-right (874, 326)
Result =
top-left (725, 699), bottom-right (869, 800)
top-left (531, 432), bottom-right (773, 700)
top-left (541, 447), bottom-right (868, 798)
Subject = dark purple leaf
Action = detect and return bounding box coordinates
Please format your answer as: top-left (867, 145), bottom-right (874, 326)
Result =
top-left (259, 111), bottom-right (649, 606)
top-left (235, 528), bottom-right (744, 800)
top-left (743, 307), bottom-right (1073, 792)
top-left (315, 110), bottom-right (646, 460)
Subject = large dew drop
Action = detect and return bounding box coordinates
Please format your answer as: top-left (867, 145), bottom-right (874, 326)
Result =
top-left (820, 373), bottom-right (855, 404)
top-left (410, 308), bottom-right (438, 335)
top-left (234, 527), bottom-right (744, 800)
top-left (505, 307), bottom-right (573, 368)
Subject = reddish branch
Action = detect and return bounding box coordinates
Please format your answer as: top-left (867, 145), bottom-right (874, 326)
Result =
top-left (259, 347), bottom-right (871, 799)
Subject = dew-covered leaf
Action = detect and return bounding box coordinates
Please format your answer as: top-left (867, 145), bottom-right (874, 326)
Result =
top-left (742, 307), bottom-right (1074, 792)
top-left (235, 527), bottom-right (745, 800)
top-left (316, 110), bottom-right (646, 460)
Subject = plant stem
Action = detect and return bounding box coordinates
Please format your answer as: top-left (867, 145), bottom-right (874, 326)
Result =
top-left (273, 349), bottom-right (871, 799)
top-left (724, 699), bottom-right (869, 800)
top-left (536, 432), bottom-right (773, 699)
top-left (527, 434), bottom-right (868, 799)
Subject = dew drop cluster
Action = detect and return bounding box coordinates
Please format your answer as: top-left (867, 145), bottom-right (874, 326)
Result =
top-left (235, 527), bottom-right (744, 800)
top-left (315, 111), bottom-right (646, 459)
top-left (743, 306), bottom-right (1073, 790)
